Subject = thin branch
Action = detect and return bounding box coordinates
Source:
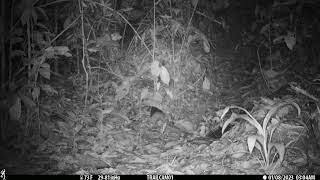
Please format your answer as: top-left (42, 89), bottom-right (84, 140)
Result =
top-left (36, 0), bottom-right (70, 8)
top-left (90, 1), bottom-right (152, 57)
top-left (49, 15), bottom-right (80, 45)
top-left (257, 42), bottom-right (271, 94)
top-left (79, 0), bottom-right (89, 109)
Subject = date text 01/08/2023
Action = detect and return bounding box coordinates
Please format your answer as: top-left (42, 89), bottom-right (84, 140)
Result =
top-left (263, 174), bottom-right (316, 180)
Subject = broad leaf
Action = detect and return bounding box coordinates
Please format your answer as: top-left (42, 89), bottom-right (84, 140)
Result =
top-left (10, 50), bottom-right (25, 58)
top-left (31, 86), bottom-right (40, 100)
top-left (191, 0), bottom-right (199, 8)
top-left (203, 39), bottom-right (210, 53)
top-left (39, 63), bottom-right (50, 80)
top-left (40, 84), bottom-right (58, 95)
top-left (141, 88), bottom-right (149, 100)
top-left (10, 37), bottom-right (24, 44)
top-left (165, 88), bottom-right (174, 99)
top-left (156, 82), bottom-right (161, 91)
top-left (9, 97), bottom-right (21, 121)
top-left (269, 143), bottom-right (285, 164)
top-left (222, 112), bottom-right (263, 135)
top-left (151, 60), bottom-right (161, 77)
top-left (247, 136), bottom-right (257, 153)
top-left (222, 112), bottom-right (237, 134)
top-left (220, 106), bottom-right (230, 119)
top-left (260, 23), bottom-right (270, 34)
top-left (263, 100), bottom-right (300, 133)
top-left (160, 66), bottom-right (170, 85)
top-left (273, 35), bottom-right (285, 44)
top-left (54, 46), bottom-right (72, 57)
top-left (111, 32), bottom-right (122, 41)
top-left (115, 78), bottom-right (131, 100)
top-left (202, 77), bottom-right (210, 90)
top-left (19, 94), bottom-right (36, 108)
top-left (284, 32), bottom-right (296, 50)
top-left (63, 16), bottom-right (73, 29)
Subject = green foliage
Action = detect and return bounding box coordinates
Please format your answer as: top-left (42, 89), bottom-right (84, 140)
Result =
top-left (221, 100), bottom-right (301, 168)
top-left (243, 0), bottom-right (319, 63)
